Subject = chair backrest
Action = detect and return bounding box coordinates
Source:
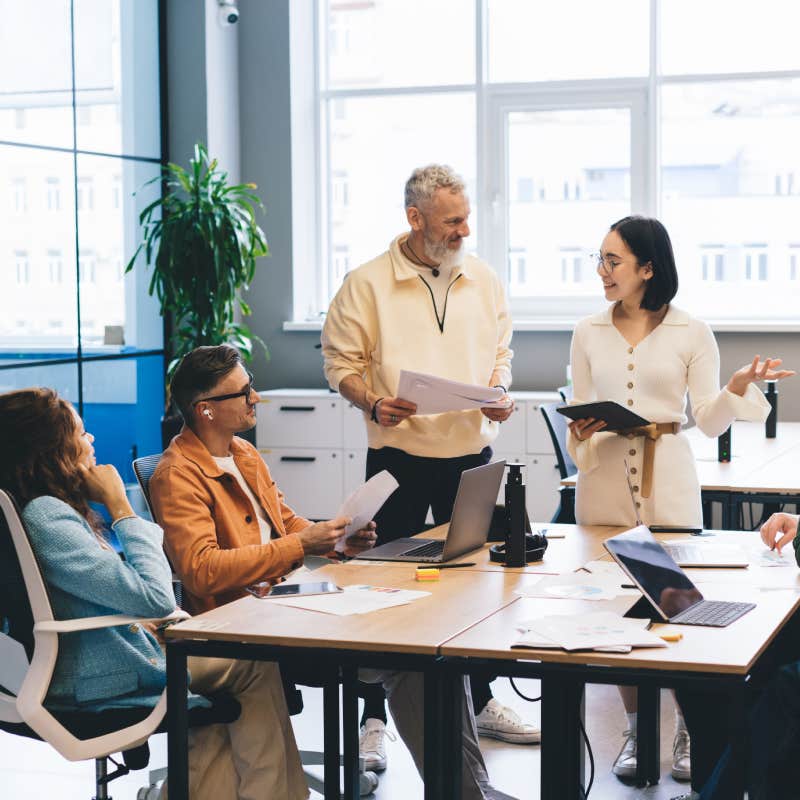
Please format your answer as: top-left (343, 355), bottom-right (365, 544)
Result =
top-left (0, 490), bottom-right (56, 722)
top-left (540, 403), bottom-right (577, 480)
top-left (557, 384), bottom-right (574, 402)
top-left (132, 454), bottom-right (162, 520)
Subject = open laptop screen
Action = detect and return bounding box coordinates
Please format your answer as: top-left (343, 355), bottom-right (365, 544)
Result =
top-left (605, 526), bottom-right (704, 620)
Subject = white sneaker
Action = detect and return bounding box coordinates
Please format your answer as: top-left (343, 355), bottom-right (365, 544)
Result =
top-left (671, 727), bottom-right (691, 782)
top-left (612, 729), bottom-right (637, 778)
top-left (474, 698), bottom-right (541, 744)
top-left (359, 718), bottom-right (395, 772)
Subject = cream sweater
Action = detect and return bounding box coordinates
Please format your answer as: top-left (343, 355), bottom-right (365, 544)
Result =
top-left (321, 234), bottom-right (513, 458)
top-left (567, 304), bottom-right (770, 526)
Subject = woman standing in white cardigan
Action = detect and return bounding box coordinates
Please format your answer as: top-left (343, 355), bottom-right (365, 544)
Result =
top-left (566, 215), bottom-right (793, 793)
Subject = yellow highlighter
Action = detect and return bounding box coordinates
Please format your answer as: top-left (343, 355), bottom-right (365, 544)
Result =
top-left (659, 632), bottom-right (683, 642)
top-left (415, 567), bottom-right (440, 582)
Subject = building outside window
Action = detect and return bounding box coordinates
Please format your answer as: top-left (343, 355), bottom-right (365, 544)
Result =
top-left (744, 245), bottom-right (768, 281)
top-left (14, 250), bottom-right (30, 284)
top-left (1, 0), bottom-right (165, 482)
top-left (45, 177), bottom-right (61, 211)
top-left (47, 250), bottom-right (63, 283)
top-left (295, 0), bottom-right (800, 325)
top-left (701, 246), bottom-right (727, 282)
top-left (12, 179), bottom-right (27, 213)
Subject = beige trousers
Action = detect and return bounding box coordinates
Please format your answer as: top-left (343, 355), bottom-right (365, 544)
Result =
top-left (160, 657), bottom-right (308, 800)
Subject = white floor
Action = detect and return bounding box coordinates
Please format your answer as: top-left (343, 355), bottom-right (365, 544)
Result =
top-left (0, 679), bottom-right (698, 799)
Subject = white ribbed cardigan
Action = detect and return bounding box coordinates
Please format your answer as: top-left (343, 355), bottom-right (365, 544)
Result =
top-left (567, 304), bottom-right (770, 527)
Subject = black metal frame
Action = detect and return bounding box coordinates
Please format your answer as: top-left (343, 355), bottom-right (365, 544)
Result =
top-left (166, 635), bottom-right (757, 800)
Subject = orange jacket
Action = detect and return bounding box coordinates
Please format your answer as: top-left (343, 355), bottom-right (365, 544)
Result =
top-left (150, 426), bottom-right (309, 614)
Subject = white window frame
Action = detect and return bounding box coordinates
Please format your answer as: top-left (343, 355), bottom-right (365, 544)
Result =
top-left (287, 0), bottom-right (800, 331)
top-left (484, 85), bottom-right (650, 319)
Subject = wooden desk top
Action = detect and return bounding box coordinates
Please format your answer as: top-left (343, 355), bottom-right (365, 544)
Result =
top-left (562, 421), bottom-right (800, 493)
top-left (732, 447), bottom-right (800, 494)
top-left (166, 561), bottom-right (520, 655)
top-left (353, 522), bottom-right (621, 574)
top-left (439, 583), bottom-right (800, 675)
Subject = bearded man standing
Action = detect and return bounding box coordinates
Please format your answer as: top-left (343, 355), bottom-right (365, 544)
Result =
top-left (322, 163), bottom-right (539, 775)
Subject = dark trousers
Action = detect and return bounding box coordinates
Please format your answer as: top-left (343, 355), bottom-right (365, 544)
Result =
top-left (359, 445), bottom-right (497, 725)
top-left (684, 609), bottom-right (800, 799)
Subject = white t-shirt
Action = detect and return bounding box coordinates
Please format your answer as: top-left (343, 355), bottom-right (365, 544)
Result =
top-left (213, 456), bottom-right (273, 544)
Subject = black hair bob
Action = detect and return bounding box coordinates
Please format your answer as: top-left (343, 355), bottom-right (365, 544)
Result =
top-left (609, 215), bottom-right (678, 311)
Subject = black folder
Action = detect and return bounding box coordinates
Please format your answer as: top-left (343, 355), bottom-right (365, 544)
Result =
top-left (556, 401), bottom-right (650, 432)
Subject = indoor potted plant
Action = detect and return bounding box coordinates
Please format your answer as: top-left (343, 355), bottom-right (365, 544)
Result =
top-left (126, 144), bottom-right (269, 444)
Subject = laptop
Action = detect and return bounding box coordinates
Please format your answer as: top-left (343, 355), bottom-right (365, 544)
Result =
top-left (604, 525), bottom-right (755, 627)
top-left (623, 461), bottom-right (749, 568)
top-left (354, 460), bottom-right (506, 563)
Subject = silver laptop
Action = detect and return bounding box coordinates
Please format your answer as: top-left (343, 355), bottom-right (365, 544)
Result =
top-left (604, 525), bottom-right (755, 627)
top-left (623, 461), bottom-right (749, 568)
top-left (354, 460), bottom-right (506, 563)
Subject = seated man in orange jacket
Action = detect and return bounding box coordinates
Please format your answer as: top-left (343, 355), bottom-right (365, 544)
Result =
top-left (151, 344), bottom-right (515, 800)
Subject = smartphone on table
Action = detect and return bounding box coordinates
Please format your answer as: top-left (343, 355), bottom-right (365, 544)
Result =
top-left (246, 581), bottom-right (342, 599)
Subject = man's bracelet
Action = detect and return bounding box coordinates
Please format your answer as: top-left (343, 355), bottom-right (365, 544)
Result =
top-left (493, 384), bottom-right (507, 394)
top-left (370, 397), bottom-right (385, 423)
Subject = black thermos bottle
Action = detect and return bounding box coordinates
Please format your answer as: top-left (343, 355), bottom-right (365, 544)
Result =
top-left (504, 463), bottom-right (527, 567)
top-left (765, 381), bottom-right (778, 439)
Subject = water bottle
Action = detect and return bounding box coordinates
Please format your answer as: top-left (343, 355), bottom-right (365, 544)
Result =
top-left (765, 381), bottom-right (778, 439)
top-left (504, 463), bottom-right (527, 567)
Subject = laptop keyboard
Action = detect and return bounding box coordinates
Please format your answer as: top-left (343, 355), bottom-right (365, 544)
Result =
top-left (671, 600), bottom-right (755, 627)
top-left (402, 540), bottom-right (445, 560)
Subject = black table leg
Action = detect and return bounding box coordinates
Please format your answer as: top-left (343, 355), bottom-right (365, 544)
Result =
top-left (424, 666), bottom-right (445, 800)
top-left (541, 673), bottom-right (586, 800)
top-left (342, 664), bottom-right (360, 800)
top-left (441, 668), bottom-right (463, 800)
top-left (636, 685), bottom-right (661, 786)
top-left (323, 667), bottom-right (341, 800)
top-left (166, 640), bottom-right (189, 800)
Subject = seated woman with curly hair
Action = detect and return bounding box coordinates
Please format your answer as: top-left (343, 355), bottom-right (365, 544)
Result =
top-left (0, 387), bottom-right (308, 800)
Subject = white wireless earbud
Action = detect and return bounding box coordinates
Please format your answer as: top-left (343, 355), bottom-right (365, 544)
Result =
top-left (203, 409), bottom-right (213, 419)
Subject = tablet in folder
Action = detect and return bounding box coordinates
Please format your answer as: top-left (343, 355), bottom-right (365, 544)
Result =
top-left (556, 401), bottom-right (650, 432)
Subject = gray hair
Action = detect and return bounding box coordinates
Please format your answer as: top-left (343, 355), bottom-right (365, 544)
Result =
top-left (404, 164), bottom-right (466, 210)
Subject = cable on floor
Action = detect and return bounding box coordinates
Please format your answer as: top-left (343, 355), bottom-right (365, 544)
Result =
top-left (509, 677), bottom-right (540, 702)
top-left (508, 683), bottom-right (594, 795)
top-left (579, 715), bottom-right (595, 797)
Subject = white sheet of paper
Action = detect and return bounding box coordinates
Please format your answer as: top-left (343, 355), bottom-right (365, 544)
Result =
top-left (516, 572), bottom-right (639, 601)
top-left (335, 470), bottom-right (399, 551)
top-left (396, 369), bottom-right (511, 415)
top-left (267, 584), bottom-right (430, 616)
top-left (514, 612), bottom-right (665, 652)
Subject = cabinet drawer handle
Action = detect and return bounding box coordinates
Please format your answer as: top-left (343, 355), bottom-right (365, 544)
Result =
top-left (279, 405), bottom-right (316, 412)
top-left (280, 456), bottom-right (317, 463)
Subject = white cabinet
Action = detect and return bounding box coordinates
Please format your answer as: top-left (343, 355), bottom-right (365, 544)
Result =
top-left (256, 388), bottom-right (561, 522)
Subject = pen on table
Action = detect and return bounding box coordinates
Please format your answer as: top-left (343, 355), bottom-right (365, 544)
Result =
top-left (621, 583), bottom-right (637, 589)
top-left (417, 562), bottom-right (476, 569)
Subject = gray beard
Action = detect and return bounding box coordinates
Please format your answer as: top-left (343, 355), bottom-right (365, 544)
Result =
top-left (423, 237), bottom-right (465, 271)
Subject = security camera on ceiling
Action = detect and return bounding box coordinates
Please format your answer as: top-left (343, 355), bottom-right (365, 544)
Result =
top-left (217, 0), bottom-right (239, 26)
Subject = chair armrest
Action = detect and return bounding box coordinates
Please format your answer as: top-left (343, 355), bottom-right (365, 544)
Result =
top-left (34, 608), bottom-right (190, 634)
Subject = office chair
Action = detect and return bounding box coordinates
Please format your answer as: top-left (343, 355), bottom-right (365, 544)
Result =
top-left (539, 403), bottom-right (577, 523)
top-left (133, 455), bottom-right (378, 796)
top-left (0, 489), bottom-right (240, 800)
top-left (557, 384), bottom-right (573, 402)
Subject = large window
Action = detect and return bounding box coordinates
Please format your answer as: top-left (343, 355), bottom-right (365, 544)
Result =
top-left (0, 0), bottom-right (164, 479)
top-left (294, 0), bottom-right (800, 325)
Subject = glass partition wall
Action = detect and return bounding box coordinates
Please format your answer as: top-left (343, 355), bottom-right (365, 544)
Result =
top-left (0, 0), bottom-right (165, 480)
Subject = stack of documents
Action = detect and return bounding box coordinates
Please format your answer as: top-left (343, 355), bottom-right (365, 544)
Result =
top-left (396, 369), bottom-right (512, 415)
top-left (267, 585), bottom-right (430, 616)
top-left (513, 612), bottom-right (666, 653)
